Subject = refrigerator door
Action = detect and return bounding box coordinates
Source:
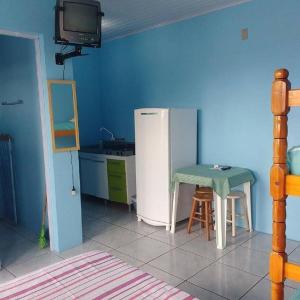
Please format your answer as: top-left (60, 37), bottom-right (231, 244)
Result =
top-left (170, 109), bottom-right (197, 221)
top-left (135, 108), bottom-right (170, 226)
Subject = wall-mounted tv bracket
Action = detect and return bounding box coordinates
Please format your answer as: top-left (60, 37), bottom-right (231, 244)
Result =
top-left (55, 46), bottom-right (86, 65)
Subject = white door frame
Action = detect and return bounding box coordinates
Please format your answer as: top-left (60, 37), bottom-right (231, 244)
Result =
top-left (0, 29), bottom-right (55, 250)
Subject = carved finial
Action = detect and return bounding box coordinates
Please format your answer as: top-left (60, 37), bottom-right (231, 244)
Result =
top-left (274, 69), bottom-right (289, 80)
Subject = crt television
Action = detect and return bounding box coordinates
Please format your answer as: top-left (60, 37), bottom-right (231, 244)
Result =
top-left (55, 0), bottom-right (104, 48)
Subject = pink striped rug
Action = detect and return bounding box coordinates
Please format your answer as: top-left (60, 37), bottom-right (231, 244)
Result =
top-left (0, 250), bottom-right (199, 299)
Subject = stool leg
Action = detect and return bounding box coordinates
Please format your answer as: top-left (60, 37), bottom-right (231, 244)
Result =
top-left (242, 196), bottom-right (250, 231)
top-left (232, 198), bottom-right (236, 237)
top-left (212, 201), bottom-right (216, 231)
top-left (227, 198), bottom-right (231, 221)
top-left (209, 202), bottom-right (214, 230)
top-left (205, 202), bottom-right (210, 241)
top-left (188, 199), bottom-right (197, 233)
top-left (200, 202), bottom-right (205, 228)
top-left (244, 182), bottom-right (252, 232)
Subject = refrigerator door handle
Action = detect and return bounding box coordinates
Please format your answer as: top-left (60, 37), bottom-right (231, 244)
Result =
top-left (140, 112), bottom-right (158, 116)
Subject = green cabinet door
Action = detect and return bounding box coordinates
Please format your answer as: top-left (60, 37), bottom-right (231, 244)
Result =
top-left (107, 159), bottom-right (127, 203)
top-left (107, 159), bottom-right (126, 174)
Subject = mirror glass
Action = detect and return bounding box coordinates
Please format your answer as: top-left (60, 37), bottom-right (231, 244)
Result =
top-left (48, 80), bottom-right (80, 152)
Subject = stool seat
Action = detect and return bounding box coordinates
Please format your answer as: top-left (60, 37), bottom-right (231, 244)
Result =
top-left (195, 187), bottom-right (213, 194)
top-left (227, 191), bottom-right (245, 199)
top-left (192, 196), bottom-right (212, 202)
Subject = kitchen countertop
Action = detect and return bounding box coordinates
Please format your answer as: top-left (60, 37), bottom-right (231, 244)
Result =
top-left (79, 146), bottom-right (135, 159)
top-left (80, 145), bottom-right (105, 154)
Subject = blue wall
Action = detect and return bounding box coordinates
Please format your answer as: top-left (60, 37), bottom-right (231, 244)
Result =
top-left (74, 0), bottom-right (300, 240)
top-left (0, 36), bottom-right (45, 232)
top-left (73, 50), bottom-right (103, 146)
top-left (0, 0), bottom-right (82, 251)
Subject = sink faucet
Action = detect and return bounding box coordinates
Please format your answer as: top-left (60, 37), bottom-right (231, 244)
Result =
top-left (99, 127), bottom-right (115, 141)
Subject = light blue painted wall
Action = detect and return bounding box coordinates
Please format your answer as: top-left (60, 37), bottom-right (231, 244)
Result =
top-left (0, 35), bottom-right (45, 233)
top-left (75, 0), bottom-right (300, 240)
top-left (0, 0), bottom-right (82, 251)
top-left (73, 49), bottom-right (102, 146)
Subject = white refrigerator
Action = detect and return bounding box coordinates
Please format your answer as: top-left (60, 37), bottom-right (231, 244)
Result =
top-left (134, 108), bottom-right (197, 230)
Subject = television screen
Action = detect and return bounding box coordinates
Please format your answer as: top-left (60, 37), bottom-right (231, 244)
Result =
top-left (55, 0), bottom-right (103, 48)
top-left (64, 2), bottom-right (99, 34)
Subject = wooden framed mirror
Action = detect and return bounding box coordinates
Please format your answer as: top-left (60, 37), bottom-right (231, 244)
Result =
top-left (47, 80), bottom-right (80, 152)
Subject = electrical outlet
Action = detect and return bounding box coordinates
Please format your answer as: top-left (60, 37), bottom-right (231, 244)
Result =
top-left (241, 28), bottom-right (248, 40)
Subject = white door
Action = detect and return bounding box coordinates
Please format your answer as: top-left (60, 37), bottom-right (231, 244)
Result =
top-left (80, 157), bottom-right (108, 199)
top-left (135, 109), bottom-right (170, 225)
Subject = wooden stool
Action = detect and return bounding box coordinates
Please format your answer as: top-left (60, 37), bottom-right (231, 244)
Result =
top-left (187, 187), bottom-right (214, 240)
top-left (226, 191), bottom-right (249, 237)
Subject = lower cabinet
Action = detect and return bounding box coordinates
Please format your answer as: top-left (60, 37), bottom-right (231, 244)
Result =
top-left (107, 160), bottom-right (127, 204)
top-left (79, 156), bottom-right (108, 199)
top-left (79, 153), bottom-right (135, 206)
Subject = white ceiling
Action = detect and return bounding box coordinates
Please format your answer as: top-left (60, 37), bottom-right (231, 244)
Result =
top-left (100, 0), bottom-right (251, 42)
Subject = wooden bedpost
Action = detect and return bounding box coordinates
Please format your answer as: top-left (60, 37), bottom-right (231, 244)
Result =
top-left (270, 69), bottom-right (290, 300)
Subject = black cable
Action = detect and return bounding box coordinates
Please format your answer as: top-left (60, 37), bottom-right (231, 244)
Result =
top-left (62, 63), bottom-right (65, 80)
top-left (60, 45), bottom-right (68, 80)
top-left (69, 151), bottom-right (75, 190)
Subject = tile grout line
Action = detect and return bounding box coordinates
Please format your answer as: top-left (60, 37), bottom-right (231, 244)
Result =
top-left (183, 257), bottom-right (263, 298)
top-left (287, 243), bottom-right (300, 257)
top-left (141, 263), bottom-right (184, 282)
top-left (177, 280), bottom-right (230, 300)
top-left (80, 202), bottom-right (300, 299)
top-left (0, 203), bottom-right (285, 300)
top-left (7, 203), bottom-right (292, 297)
top-left (85, 212), bottom-right (265, 288)
top-left (214, 245), bottom-right (270, 277)
top-left (237, 275), bottom-right (266, 299)
top-left (184, 265), bottom-right (261, 300)
top-left (193, 259), bottom-right (263, 280)
top-left (116, 225), bottom-right (210, 264)
top-left (84, 209), bottom-right (257, 250)
top-left (89, 234), bottom-right (144, 252)
top-left (263, 273), bottom-right (298, 290)
top-left (141, 237), bottom-right (224, 284)
top-left (2, 267), bottom-right (16, 279)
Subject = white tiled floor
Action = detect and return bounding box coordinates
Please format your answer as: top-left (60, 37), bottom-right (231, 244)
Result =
top-left (1, 195), bottom-right (300, 300)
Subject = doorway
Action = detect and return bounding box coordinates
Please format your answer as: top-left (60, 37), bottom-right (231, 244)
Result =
top-left (0, 31), bottom-right (54, 270)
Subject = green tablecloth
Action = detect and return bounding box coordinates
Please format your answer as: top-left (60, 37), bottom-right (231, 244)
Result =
top-left (172, 164), bottom-right (255, 199)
